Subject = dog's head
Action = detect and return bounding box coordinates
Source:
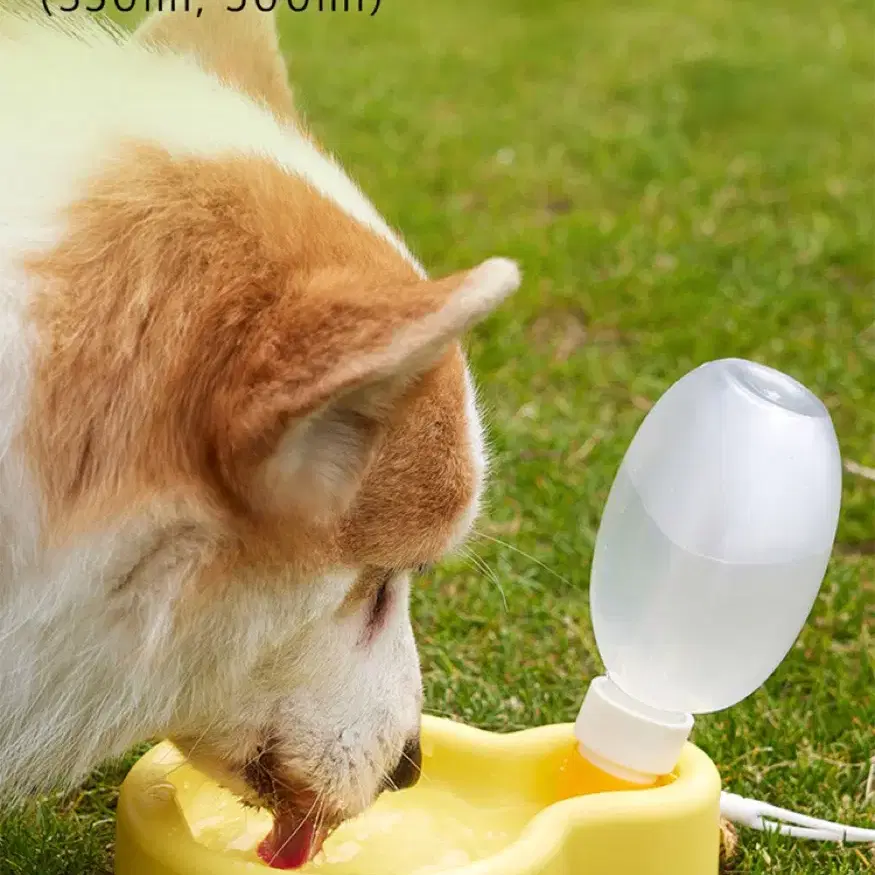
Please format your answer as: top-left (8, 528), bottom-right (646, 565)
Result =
top-left (9, 3), bottom-right (518, 861)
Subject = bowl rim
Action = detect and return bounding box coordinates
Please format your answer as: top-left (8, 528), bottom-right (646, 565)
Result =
top-left (116, 714), bottom-right (721, 875)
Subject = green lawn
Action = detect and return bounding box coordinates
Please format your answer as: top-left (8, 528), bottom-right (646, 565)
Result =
top-left (2, 0), bottom-right (874, 872)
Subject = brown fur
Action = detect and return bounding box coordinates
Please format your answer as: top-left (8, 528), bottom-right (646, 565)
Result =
top-left (25, 143), bottom-right (477, 574)
top-left (341, 347), bottom-right (476, 567)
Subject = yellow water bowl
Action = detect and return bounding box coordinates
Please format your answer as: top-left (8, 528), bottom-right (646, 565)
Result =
top-left (114, 715), bottom-right (722, 875)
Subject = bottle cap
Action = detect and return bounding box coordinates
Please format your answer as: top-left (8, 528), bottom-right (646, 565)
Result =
top-left (574, 676), bottom-right (694, 783)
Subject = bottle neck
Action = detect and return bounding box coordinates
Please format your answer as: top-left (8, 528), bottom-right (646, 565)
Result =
top-left (573, 676), bottom-right (694, 784)
top-left (555, 739), bottom-right (657, 802)
top-left (575, 742), bottom-right (659, 786)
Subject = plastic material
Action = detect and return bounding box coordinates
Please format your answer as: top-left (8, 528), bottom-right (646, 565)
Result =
top-left (114, 715), bottom-right (722, 875)
top-left (590, 358), bottom-right (842, 714)
top-left (720, 792), bottom-right (875, 843)
top-left (574, 676), bottom-right (694, 784)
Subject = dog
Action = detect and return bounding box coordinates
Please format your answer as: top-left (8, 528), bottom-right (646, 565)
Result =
top-left (0, 3), bottom-right (519, 863)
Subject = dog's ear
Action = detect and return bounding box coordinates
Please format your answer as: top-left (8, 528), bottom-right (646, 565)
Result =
top-left (217, 258), bottom-right (520, 522)
top-left (133, 2), bottom-right (296, 122)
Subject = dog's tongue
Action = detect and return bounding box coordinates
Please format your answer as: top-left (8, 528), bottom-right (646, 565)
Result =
top-left (257, 814), bottom-right (326, 870)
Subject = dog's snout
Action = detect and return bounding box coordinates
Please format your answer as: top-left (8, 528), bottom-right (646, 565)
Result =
top-left (385, 735), bottom-right (422, 791)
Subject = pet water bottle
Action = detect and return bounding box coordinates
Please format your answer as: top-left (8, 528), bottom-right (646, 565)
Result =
top-left (562, 358), bottom-right (842, 792)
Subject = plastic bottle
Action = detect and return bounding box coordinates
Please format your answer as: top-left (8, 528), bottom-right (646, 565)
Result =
top-left (565, 358), bottom-right (842, 791)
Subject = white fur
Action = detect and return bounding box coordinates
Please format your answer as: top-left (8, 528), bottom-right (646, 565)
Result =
top-left (0, 8), bottom-right (492, 825)
top-left (0, 8), bottom-right (424, 274)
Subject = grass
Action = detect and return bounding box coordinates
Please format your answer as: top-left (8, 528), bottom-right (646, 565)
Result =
top-left (1, 0), bottom-right (873, 872)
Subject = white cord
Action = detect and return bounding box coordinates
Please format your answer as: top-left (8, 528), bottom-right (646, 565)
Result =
top-left (720, 791), bottom-right (875, 843)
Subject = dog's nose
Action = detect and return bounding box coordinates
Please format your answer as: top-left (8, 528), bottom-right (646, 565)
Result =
top-left (385, 736), bottom-right (422, 791)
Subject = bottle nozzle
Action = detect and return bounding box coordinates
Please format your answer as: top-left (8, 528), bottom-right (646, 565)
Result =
top-left (574, 677), bottom-right (694, 784)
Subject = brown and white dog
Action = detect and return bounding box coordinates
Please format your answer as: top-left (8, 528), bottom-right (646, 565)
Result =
top-left (0, 3), bottom-right (519, 864)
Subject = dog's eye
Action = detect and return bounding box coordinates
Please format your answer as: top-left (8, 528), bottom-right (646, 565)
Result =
top-left (367, 572), bottom-right (394, 630)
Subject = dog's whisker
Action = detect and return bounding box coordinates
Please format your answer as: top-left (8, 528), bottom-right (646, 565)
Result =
top-left (179, 711), bottom-right (223, 765)
top-left (461, 544), bottom-right (508, 611)
top-left (400, 746), bottom-right (431, 786)
top-left (267, 794), bottom-right (320, 866)
top-left (347, 752), bottom-right (369, 814)
top-left (161, 762), bottom-right (186, 781)
top-left (472, 529), bottom-right (575, 589)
